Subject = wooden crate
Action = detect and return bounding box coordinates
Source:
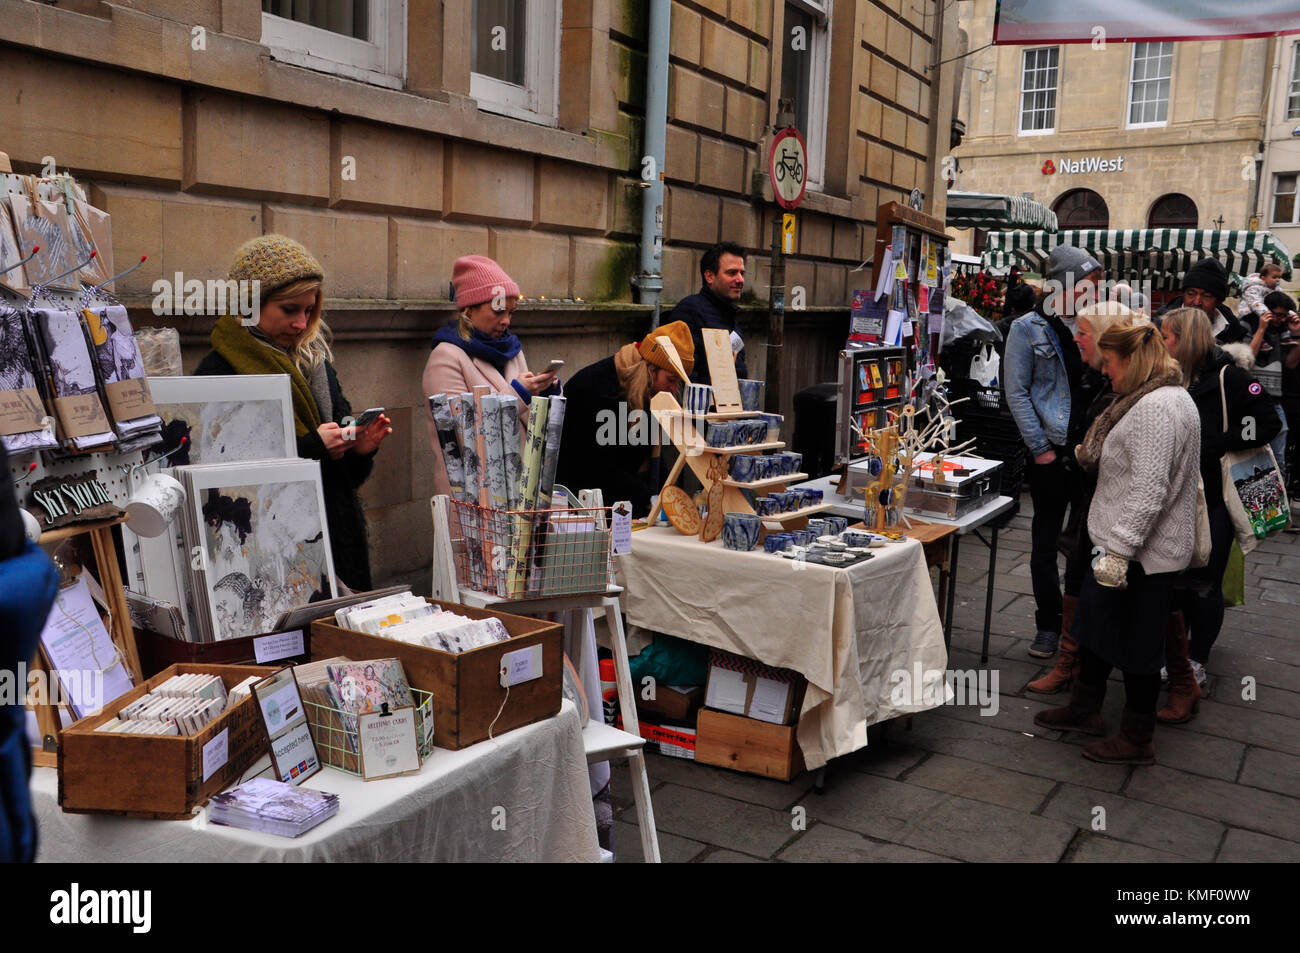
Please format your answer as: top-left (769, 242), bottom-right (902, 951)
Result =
top-left (695, 708), bottom-right (806, 782)
top-left (58, 663), bottom-right (279, 819)
top-left (310, 599), bottom-right (563, 750)
top-left (134, 627), bottom-right (311, 679)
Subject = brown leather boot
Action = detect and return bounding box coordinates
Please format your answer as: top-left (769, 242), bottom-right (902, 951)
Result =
top-left (1083, 708), bottom-right (1156, 765)
top-left (1033, 676), bottom-right (1107, 735)
top-left (1157, 611), bottom-right (1200, 724)
top-left (1027, 594), bottom-right (1078, 693)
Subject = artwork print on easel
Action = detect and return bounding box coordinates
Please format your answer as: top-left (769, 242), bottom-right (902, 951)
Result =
top-left (201, 480), bottom-right (332, 640)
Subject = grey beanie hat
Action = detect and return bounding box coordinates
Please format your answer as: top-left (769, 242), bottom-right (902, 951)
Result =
top-left (1046, 245), bottom-right (1102, 285)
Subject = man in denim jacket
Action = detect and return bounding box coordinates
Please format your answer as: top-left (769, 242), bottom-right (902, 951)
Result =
top-left (1004, 245), bottom-right (1101, 659)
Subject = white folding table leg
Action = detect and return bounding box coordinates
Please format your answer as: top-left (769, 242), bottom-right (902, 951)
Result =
top-left (603, 595), bottom-right (660, 863)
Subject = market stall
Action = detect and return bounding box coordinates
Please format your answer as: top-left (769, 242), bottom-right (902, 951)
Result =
top-left (980, 227), bottom-right (1295, 290)
top-left (615, 526), bottom-right (948, 770)
top-left (30, 699), bottom-right (599, 863)
top-left (946, 190), bottom-right (1060, 233)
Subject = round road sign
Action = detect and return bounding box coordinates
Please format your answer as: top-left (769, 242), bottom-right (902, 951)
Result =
top-left (769, 127), bottom-right (808, 210)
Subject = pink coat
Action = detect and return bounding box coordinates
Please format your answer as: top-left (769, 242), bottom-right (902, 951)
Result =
top-left (422, 343), bottom-right (532, 500)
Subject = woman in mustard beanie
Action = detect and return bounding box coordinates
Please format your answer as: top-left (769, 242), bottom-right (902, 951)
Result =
top-left (556, 322), bottom-right (693, 517)
top-left (422, 255), bottom-right (559, 498)
top-left (195, 234), bottom-right (392, 590)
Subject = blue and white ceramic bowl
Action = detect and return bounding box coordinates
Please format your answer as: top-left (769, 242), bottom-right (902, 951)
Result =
top-left (685, 383), bottom-right (714, 416)
top-left (730, 455), bottom-right (758, 482)
top-left (722, 512), bottom-right (762, 551)
top-left (737, 379), bottom-right (764, 412)
top-left (827, 516), bottom-right (849, 536)
top-left (754, 496), bottom-right (778, 516)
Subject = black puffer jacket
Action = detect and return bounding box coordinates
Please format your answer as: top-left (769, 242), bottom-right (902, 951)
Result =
top-left (1186, 348), bottom-right (1281, 508)
top-left (556, 356), bottom-right (658, 518)
top-left (194, 351), bottom-right (376, 590)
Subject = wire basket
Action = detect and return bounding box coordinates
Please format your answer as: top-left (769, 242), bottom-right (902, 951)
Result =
top-left (448, 500), bottom-right (613, 599)
top-left (303, 688), bottom-right (436, 777)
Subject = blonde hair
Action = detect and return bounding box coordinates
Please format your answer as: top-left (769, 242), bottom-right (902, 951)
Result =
top-left (1097, 322), bottom-right (1180, 394)
top-left (1075, 301), bottom-right (1147, 370)
top-left (1159, 307), bottom-right (1215, 385)
top-left (264, 279), bottom-right (332, 372)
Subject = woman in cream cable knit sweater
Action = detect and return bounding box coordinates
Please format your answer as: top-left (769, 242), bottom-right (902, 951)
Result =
top-left (1034, 323), bottom-right (1200, 765)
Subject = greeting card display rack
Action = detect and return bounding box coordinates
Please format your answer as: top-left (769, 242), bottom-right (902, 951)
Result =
top-left (646, 329), bottom-right (832, 537)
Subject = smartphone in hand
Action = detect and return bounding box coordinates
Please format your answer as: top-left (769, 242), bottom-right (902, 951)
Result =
top-left (351, 407), bottom-right (385, 428)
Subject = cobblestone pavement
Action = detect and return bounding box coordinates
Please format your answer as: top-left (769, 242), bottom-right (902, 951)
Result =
top-left (610, 499), bottom-right (1300, 863)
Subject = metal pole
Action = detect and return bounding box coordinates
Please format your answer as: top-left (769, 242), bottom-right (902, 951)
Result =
top-left (633, 0), bottom-right (670, 321)
top-left (766, 208), bottom-right (785, 413)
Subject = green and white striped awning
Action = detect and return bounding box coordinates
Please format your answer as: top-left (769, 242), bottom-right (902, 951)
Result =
top-left (981, 229), bottom-right (1294, 292)
top-left (947, 191), bottom-right (1059, 232)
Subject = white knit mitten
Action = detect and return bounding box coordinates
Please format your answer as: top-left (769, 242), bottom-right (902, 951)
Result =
top-left (1094, 552), bottom-right (1129, 589)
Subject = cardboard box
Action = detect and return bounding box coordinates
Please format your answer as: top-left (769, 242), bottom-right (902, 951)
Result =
top-left (635, 684), bottom-right (702, 724)
top-left (695, 708), bottom-right (804, 781)
top-left (310, 599), bottom-right (563, 750)
top-left (58, 663), bottom-right (279, 819)
top-left (619, 715), bottom-right (697, 760)
top-left (703, 649), bottom-right (806, 726)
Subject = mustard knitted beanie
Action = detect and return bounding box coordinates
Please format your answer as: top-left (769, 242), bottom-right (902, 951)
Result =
top-left (228, 234), bottom-right (324, 297)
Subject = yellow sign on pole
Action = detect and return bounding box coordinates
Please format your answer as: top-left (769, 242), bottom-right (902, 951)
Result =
top-left (782, 213), bottom-right (796, 254)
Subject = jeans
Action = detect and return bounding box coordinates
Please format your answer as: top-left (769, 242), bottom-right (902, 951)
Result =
top-left (1078, 643), bottom-right (1161, 714)
top-left (1178, 502), bottom-right (1234, 665)
top-left (1028, 452), bottom-right (1075, 633)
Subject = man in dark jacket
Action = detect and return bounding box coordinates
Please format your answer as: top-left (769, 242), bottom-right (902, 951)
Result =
top-left (0, 443), bottom-right (59, 863)
top-left (666, 241), bottom-right (747, 385)
top-left (1158, 259), bottom-right (1247, 344)
top-left (557, 322), bottom-right (694, 517)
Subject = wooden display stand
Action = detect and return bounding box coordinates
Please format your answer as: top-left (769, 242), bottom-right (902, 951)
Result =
top-left (29, 514), bottom-right (144, 768)
top-left (646, 329), bottom-right (832, 536)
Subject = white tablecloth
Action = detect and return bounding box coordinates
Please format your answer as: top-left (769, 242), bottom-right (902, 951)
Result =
top-left (31, 700), bottom-right (600, 863)
top-left (615, 528), bottom-right (948, 769)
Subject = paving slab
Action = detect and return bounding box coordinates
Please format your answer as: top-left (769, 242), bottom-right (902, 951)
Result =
top-left (1041, 783), bottom-right (1225, 861)
top-left (906, 708), bottom-right (1130, 791)
top-left (902, 752), bottom-right (1057, 812)
top-left (1180, 698), bottom-right (1300, 757)
top-left (776, 823), bottom-right (958, 863)
top-left (1148, 726), bottom-right (1245, 782)
top-left (612, 818), bottom-right (706, 863)
top-left (649, 783), bottom-right (803, 857)
top-left (1124, 765), bottom-right (1300, 844)
top-left (946, 646), bottom-right (1045, 695)
top-left (1216, 828), bottom-right (1300, 863)
top-left (699, 848), bottom-right (765, 862)
top-left (1065, 834), bottom-right (1191, 863)
top-left (1237, 746), bottom-right (1300, 798)
top-left (1208, 679), bottom-right (1300, 720)
top-left (836, 739), bottom-right (928, 779)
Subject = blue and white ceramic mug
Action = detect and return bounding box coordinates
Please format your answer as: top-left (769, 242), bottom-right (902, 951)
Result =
top-left (722, 512), bottom-right (762, 551)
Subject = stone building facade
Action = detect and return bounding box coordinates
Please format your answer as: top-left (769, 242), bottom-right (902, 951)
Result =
top-left (950, 0), bottom-right (1269, 254)
top-left (1260, 33), bottom-right (1300, 277)
top-left (0, 0), bottom-right (957, 588)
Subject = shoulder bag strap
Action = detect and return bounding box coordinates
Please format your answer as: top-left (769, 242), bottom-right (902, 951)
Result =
top-left (1219, 365), bottom-right (1230, 434)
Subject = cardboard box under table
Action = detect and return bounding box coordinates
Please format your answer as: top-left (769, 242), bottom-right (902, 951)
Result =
top-left (58, 663), bottom-right (279, 819)
top-left (310, 599), bottom-right (563, 750)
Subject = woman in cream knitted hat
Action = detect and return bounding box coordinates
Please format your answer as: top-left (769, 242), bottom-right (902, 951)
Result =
top-left (422, 255), bottom-right (559, 499)
top-left (195, 234), bottom-right (392, 590)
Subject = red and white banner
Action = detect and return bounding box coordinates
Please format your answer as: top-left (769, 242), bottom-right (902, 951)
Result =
top-left (994, 0), bottom-right (1300, 44)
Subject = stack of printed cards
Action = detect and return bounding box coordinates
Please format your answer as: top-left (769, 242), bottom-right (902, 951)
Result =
top-left (208, 777), bottom-right (339, 838)
top-left (97, 674), bottom-right (233, 736)
top-left (335, 590), bottom-right (511, 654)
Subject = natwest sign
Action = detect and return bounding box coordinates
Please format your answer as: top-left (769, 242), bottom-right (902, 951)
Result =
top-left (1042, 155), bottom-right (1125, 175)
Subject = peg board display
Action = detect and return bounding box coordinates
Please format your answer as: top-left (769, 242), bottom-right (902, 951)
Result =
top-left (7, 445), bottom-right (145, 510)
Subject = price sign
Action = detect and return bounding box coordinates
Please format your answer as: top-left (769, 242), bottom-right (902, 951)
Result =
top-left (769, 127), bottom-right (807, 210)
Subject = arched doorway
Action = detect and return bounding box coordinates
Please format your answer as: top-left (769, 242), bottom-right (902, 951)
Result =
top-left (1147, 193), bottom-right (1198, 229)
top-left (1052, 189), bottom-right (1109, 229)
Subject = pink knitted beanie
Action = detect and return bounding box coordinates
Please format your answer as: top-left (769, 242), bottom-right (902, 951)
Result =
top-left (452, 255), bottom-right (520, 308)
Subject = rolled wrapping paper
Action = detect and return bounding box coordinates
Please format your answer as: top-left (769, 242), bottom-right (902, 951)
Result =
top-left (428, 394), bottom-right (467, 501)
top-left (455, 393), bottom-right (486, 589)
top-left (480, 394), bottom-right (509, 512)
top-left (500, 394), bottom-right (522, 510)
top-left (471, 386), bottom-right (496, 593)
top-left (508, 397), bottom-right (549, 598)
top-left (536, 395), bottom-right (566, 511)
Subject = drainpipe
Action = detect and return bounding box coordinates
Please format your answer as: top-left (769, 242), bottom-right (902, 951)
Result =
top-left (633, 0), bottom-right (671, 327)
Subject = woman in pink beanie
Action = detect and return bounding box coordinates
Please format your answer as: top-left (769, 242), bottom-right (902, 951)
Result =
top-left (422, 256), bottom-right (558, 498)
